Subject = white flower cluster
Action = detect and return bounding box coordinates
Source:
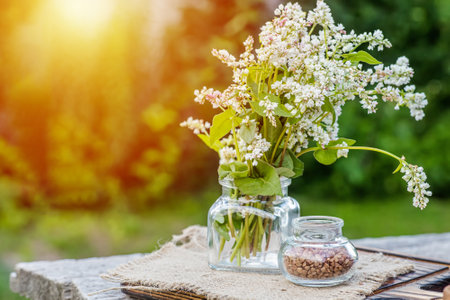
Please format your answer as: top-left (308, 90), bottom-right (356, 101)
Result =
top-left (400, 158), bottom-right (432, 209)
top-left (179, 117), bottom-right (210, 135)
top-left (182, 0), bottom-right (431, 209)
top-left (239, 133), bottom-right (271, 166)
top-left (252, 0), bottom-right (427, 152)
top-left (259, 97), bottom-right (278, 126)
top-left (219, 146), bottom-right (236, 165)
top-left (194, 85), bottom-right (250, 113)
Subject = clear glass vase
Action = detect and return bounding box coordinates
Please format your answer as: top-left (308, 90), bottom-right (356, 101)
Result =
top-left (207, 177), bottom-right (300, 274)
top-left (278, 216), bottom-right (358, 286)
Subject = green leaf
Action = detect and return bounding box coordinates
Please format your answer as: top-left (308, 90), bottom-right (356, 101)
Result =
top-left (342, 50), bottom-right (382, 65)
top-left (312, 138), bottom-right (354, 166)
top-left (274, 104), bottom-right (292, 117)
top-left (266, 118), bottom-right (283, 143)
top-left (266, 94), bottom-right (292, 118)
top-left (248, 76), bottom-right (268, 99)
top-left (247, 77), bottom-right (259, 96)
top-left (248, 66), bottom-right (270, 82)
top-left (213, 221), bottom-right (230, 241)
top-left (198, 133), bottom-right (211, 148)
top-left (313, 148), bottom-right (338, 165)
top-left (281, 152), bottom-right (293, 170)
top-left (215, 214), bottom-right (225, 224)
top-left (273, 150), bottom-right (294, 170)
top-left (218, 161), bottom-right (249, 180)
top-left (198, 134), bottom-right (222, 152)
top-left (276, 167), bottom-right (295, 177)
top-left (288, 150), bottom-right (304, 178)
top-left (250, 101), bottom-right (266, 117)
top-left (230, 213), bottom-right (243, 231)
top-left (210, 109), bottom-right (234, 145)
top-left (321, 97), bottom-right (336, 125)
top-left (328, 137), bottom-right (356, 147)
top-left (235, 160), bottom-right (282, 196)
top-left (251, 93), bottom-right (291, 118)
top-left (239, 122), bottom-right (257, 144)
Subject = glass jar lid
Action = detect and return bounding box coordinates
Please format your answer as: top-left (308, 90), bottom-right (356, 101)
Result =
top-left (292, 216), bottom-right (344, 241)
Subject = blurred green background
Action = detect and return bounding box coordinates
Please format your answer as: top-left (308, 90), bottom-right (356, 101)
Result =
top-left (0, 0), bottom-right (449, 298)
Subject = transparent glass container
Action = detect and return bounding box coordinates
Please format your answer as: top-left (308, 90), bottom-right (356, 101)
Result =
top-left (278, 216), bottom-right (358, 286)
top-left (207, 177), bottom-right (300, 274)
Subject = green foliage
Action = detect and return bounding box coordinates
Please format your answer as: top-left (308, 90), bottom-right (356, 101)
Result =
top-left (289, 151), bottom-right (305, 178)
top-left (235, 160), bottom-right (282, 196)
top-left (198, 134), bottom-right (223, 152)
top-left (213, 219), bottom-right (231, 241)
top-left (341, 50), bottom-right (382, 65)
top-left (239, 121), bottom-right (258, 144)
top-left (314, 148), bottom-right (339, 165)
top-left (210, 109), bottom-right (240, 145)
top-left (313, 138), bottom-right (356, 165)
top-left (218, 161), bottom-right (249, 180)
top-left (294, 0), bottom-right (450, 199)
top-left (321, 98), bottom-right (337, 125)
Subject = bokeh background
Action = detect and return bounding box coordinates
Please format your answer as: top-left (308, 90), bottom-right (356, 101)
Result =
top-left (0, 0), bottom-right (449, 298)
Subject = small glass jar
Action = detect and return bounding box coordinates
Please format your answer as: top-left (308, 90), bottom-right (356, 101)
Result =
top-left (278, 216), bottom-right (358, 287)
top-left (207, 177), bottom-right (300, 274)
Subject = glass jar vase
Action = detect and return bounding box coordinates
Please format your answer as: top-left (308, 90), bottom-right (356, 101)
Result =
top-left (278, 216), bottom-right (358, 286)
top-left (207, 177), bottom-right (300, 274)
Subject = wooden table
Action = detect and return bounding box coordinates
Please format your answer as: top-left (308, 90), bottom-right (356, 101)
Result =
top-left (10, 232), bottom-right (450, 300)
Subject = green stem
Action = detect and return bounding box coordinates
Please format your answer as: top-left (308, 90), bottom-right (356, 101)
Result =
top-left (270, 124), bottom-right (288, 163)
top-left (237, 249), bottom-right (241, 266)
top-left (228, 210), bottom-right (236, 238)
top-left (278, 126), bottom-right (293, 167)
top-left (265, 219), bottom-right (273, 251)
top-left (231, 120), bottom-right (241, 161)
top-left (263, 117), bottom-right (268, 140)
top-left (296, 145), bottom-right (403, 162)
top-left (230, 223), bottom-right (246, 262)
top-left (244, 213), bottom-right (250, 259)
top-left (257, 216), bottom-right (264, 252)
top-left (267, 66), bottom-right (272, 92)
top-left (252, 224), bottom-right (258, 256)
top-left (247, 161), bottom-right (253, 177)
top-left (218, 237), bottom-right (225, 259)
top-left (309, 23), bottom-right (317, 35)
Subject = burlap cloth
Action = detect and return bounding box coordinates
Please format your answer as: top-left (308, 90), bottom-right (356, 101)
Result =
top-left (101, 225), bottom-right (414, 300)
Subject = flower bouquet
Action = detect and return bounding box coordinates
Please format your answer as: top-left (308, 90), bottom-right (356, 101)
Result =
top-left (181, 1), bottom-right (431, 273)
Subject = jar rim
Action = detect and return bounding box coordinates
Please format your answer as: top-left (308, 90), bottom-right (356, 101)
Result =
top-left (219, 176), bottom-right (292, 188)
top-left (292, 216), bottom-right (344, 229)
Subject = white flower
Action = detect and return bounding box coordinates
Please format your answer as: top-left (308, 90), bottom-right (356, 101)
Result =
top-left (336, 141), bottom-right (349, 158)
top-left (400, 158), bottom-right (432, 210)
top-left (259, 97), bottom-right (278, 126)
top-left (241, 133), bottom-right (271, 166)
top-left (180, 117), bottom-right (210, 135)
top-left (211, 49), bottom-right (238, 67)
top-left (307, 0), bottom-right (334, 28)
top-left (219, 146), bottom-right (237, 165)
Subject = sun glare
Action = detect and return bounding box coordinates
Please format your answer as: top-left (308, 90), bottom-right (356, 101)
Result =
top-left (54, 0), bottom-right (115, 34)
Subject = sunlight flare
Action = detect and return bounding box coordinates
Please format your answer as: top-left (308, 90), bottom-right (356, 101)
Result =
top-left (53, 0), bottom-right (115, 34)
